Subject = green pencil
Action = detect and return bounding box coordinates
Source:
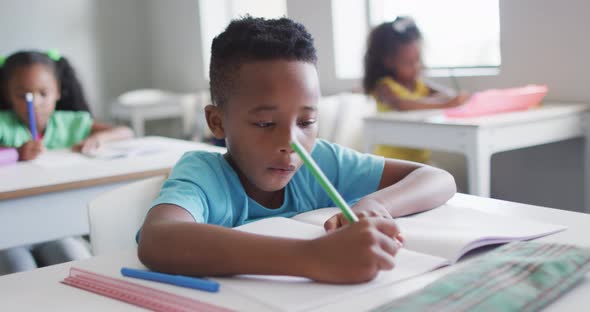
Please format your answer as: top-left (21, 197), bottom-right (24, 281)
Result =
top-left (291, 140), bottom-right (359, 223)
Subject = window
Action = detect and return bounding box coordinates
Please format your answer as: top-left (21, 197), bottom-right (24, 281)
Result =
top-left (198, 0), bottom-right (287, 79)
top-left (332, 1), bottom-right (369, 80)
top-left (332, 0), bottom-right (500, 79)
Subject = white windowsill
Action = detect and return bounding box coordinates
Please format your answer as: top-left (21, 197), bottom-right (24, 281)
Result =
top-left (425, 67), bottom-right (500, 78)
top-left (334, 67), bottom-right (500, 81)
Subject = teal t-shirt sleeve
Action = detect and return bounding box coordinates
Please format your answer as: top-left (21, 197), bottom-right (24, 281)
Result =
top-left (314, 140), bottom-right (385, 206)
top-left (150, 153), bottom-right (210, 223)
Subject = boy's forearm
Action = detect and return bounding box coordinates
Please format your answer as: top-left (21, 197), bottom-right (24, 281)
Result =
top-left (138, 222), bottom-right (310, 277)
top-left (365, 167), bottom-right (456, 217)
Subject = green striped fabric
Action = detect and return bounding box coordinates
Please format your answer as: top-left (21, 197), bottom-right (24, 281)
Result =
top-left (372, 241), bottom-right (590, 312)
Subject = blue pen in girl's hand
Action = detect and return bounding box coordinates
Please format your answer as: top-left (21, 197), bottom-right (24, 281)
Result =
top-left (25, 92), bottom-right (39, 140)
top-left (121, 267), bottom-right (220, 293)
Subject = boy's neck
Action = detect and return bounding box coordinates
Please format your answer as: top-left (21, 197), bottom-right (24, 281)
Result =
top-left (249, 188), bottom-right (285, 209)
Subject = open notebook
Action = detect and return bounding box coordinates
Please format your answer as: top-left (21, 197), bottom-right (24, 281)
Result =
top-left (82, 140), bottom-right (162, 159)
top-left (31, 140), bottom-right (163, 168)
top-left (213, 204), bottom-right (566, 312)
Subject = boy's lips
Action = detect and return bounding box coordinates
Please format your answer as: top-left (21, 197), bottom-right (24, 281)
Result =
top-left (269, 165), bottom-right (295, 171)
top-left (268, 164), bottom-right (296, 175)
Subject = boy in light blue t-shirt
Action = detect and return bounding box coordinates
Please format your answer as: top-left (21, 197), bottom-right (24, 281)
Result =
top-left (138, 17), bottom-right (457, 284)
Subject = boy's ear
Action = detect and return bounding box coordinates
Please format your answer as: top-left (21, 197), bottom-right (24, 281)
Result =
top-left (205, 104), bottom-right (226, 139)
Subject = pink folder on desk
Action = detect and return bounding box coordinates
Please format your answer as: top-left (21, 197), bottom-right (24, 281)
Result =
top-left (444, 85), bottom-right (548, 118)
top-left (0, 147), bottom-right (18, 166)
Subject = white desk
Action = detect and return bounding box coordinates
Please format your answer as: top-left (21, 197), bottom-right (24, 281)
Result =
top-left (0, 193), bottom-right (588, 311)
top-left (363, 103), bottom-right (590, 211)
top-left (111, 92), bottom-right (207, 138)
top-left (112, 99), bottom-right (185, 138)
top-left (585, 111), bottom-right (590, 217)
top-left (0, 136), bottom-right (225, 250)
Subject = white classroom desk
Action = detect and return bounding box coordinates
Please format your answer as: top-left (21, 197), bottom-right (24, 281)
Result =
top-left (363, 103), bottom-right (590, 212)
top-left (0, 136), bottom-right (225, 250)
top-left (0, 193), bottom-right (589, 311)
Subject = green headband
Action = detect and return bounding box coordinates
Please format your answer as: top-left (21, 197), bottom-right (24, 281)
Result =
top-left (0, 49), bottom-right (61, 67)
top-left (46, 49), bottom-right (61, 62)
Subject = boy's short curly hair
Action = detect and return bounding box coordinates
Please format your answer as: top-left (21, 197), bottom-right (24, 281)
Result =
top-left (209, 16), bottom-right (317, 107)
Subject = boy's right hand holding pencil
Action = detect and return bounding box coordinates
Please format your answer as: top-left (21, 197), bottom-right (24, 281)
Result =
top-left (291, 140), bottom-right (404, 283)
top-left (301, 217), bottom-right (402, 283)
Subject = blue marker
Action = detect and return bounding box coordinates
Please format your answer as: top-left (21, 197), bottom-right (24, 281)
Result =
top-left (25, 93), bottom-right (39, 140)
top-left (121, 267), bottom-right (220, 293)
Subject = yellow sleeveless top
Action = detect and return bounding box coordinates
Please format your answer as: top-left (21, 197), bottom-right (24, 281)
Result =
top-left (373, 77), bottom-right (431, 163)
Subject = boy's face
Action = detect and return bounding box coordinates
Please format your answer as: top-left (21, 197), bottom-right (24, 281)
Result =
top-left (207, 60), bottom-right (320, 195)
top-left (7, 64), bottom-right (60, 131)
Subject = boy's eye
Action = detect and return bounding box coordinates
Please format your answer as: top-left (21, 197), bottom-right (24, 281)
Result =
top-left (298, 119), bottom-right (316, 128)
top-left (254, 121), bottom-right (275, 128)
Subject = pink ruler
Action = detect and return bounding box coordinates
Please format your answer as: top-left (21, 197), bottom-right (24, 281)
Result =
top-left (61, 267), bottom-right (234, 312)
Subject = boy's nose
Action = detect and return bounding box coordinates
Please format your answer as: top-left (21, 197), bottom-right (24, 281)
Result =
top-left (278, 127), bottom-right (295, 153)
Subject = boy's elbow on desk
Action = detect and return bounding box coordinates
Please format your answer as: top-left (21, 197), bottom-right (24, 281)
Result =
top-left (136, 210), bottom-right (191, 273)
top-left (136, 225), bottom-right (206, 275)
top-left (436, 167), bottom-right (457, 194)
top-left (395, 165), bottom-right (457, 214)
top-left (136, 228), bottom-right (167, 272)
top-left (425, 166), bottom-right (457, 206)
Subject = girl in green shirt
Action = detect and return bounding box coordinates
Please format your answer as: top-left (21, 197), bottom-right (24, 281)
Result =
top-left (0, 50), bottom-right (133, 161)
top-left (0, 50), bottom-right (134, 276)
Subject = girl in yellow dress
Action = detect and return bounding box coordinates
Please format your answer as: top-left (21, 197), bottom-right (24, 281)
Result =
top-left (363, 17), bottom-right (469, 163)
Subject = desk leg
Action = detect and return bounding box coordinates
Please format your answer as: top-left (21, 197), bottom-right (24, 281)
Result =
top-left (131, 112), bottom-right (145, 137)
top-left (365, 140), bottom-right (376, 154)
top-left (466, 143), bottom-right (491, 198)
top-left (363, 124), bottom-right (376, 154)
top-left (585, 116), bottom-right (590, 213)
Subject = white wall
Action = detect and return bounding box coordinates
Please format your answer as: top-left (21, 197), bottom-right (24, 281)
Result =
top-left (142, 0), bottom-right (359, 93)
top-left (146, 0), bottom-right (206, 92)
top-left (0, 0), bottom-right (101, 113)
top-left (289, 0), bottom-right (589, 211)
top-left (93, 0), bottom-right (151, 118)
top-left (2, 0), bottom-right (586, 211)
top-left (0, 0), bottom-right (150, 119)
top-left (436, 0), bottom-right (589, 211)
top-left (453, 0), bottom-right (590, 102)
top-left (286, 0), bottom-right (358, 94)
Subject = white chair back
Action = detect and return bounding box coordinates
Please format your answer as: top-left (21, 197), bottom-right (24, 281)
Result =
top-left (116, 89), bottom-right (174, 107)
top-left (317, 92), bottom-right (376, 151)
top-left (88, 176), bottom-right (166, 256)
